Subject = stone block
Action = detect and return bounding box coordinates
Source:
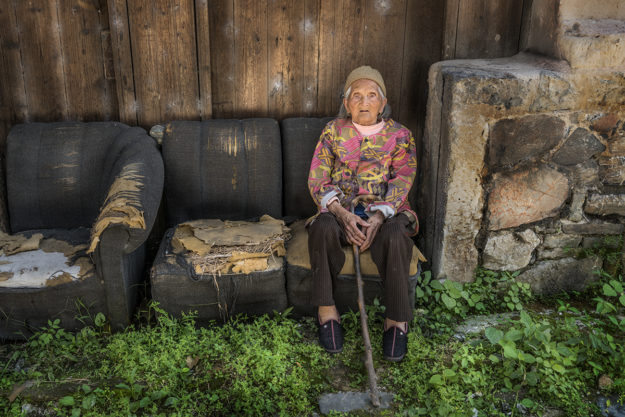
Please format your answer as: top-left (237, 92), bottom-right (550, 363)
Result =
top-left (599, 155), bottom-right (625, 185)
top-left (585, 193), bottom-right (625, 216)
top-left (567, 189), bottom-right (586, 222)
top-left (516, 256), bottom-right (603, 294)
top-left (591, 113), bottom-right (619, 134)
top-left (582, 236), bottom-right (622, 250)
top-left (487, 165), bottom-right (570, 230)
top-left (560, 19), bottom-right (625, 70)
top-left (563, 160), bottom-right (600, 188)
top-left (489, 115), bottom-right (565, 167)
top-left (482, 229), bottom-right (541, 271)
top-left (542, 233), bottom-right (582, 249)
top-left (599, 132), bottom-right (625, 185)
top-left (562, 222), bottom-right (625, 235)
top-left (537, 248), bottom-right (573, 260)
top-left (552, 128), bottom-right (606, 166)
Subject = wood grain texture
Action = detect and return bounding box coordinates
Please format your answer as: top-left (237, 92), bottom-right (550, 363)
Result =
top-left (316, 0), bottom-right (337, 115)
top-left (302, 0), bottom-right (320, 116)
top-left (0, 2), bottom-right (28, 126)
top-left (363, 0), bottom-right (407, 119)
top-left (209, 0), bottom-right (235, 118)
top-left (233, 0), bottom-right (268, 117)
top-left (443, 0), bottom-right (461, 59)
top-left (399, 0), bottom-right (445, 137)
top-left (268, 0), bottom-right (305, 118)
top-left (454, 0), bottom-right (525, 59)
top-left (13, 0), bottom-right (68, 121)
top-left (57, 0), bottom-right (117, 121)
top-left (127, 0), bottom-right (200, 127)
top-left (108, 0), bottom-right (137, 124)
top-left (195, 0), bottom-right (212, 119)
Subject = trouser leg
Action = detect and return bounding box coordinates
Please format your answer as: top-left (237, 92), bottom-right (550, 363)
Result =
top-left (308, 213), bottom-right (346, 306)
top-left (370, 213), bottom-right (415, 322)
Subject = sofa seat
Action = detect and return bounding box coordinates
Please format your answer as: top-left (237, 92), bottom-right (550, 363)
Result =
top-left (0, 228), bottom-right (106, 338)
top-left (285, 220), bottom-right (424, 316)
top-left (151, 216), bottom-right (289, 323)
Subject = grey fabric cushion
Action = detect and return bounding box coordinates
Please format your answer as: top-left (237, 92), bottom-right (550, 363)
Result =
top-left (162, 119), bottom-right (282, 227)
top-left (6, 122), bottom-right (156, 232)
top-left (281, 117), bottom-right (334, 219)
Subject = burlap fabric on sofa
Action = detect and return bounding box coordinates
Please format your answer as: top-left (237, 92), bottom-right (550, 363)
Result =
top-left (0, 122), bottom-right (163, 339)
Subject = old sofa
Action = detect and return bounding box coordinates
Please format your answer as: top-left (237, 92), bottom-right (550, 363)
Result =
top-left (0, 122), bottom-right (163, 338)
top-left (150, 119), bottom-right (287, 324)
top-left (150, 117), bottom-right (422, 321)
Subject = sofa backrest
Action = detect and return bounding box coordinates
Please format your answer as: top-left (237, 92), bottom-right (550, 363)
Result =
top-left (281, 117), bottom-right (334, 219)
top-left (161, 119), bottom-right (282, 226)
top-left (7, 121), bottom-right (139, 232)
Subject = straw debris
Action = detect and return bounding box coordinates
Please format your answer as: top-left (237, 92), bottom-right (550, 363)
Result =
top-left (173, 215), bottom-right (290, 276)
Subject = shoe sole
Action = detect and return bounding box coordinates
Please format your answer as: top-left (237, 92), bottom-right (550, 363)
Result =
top-left (384, 354), bottom-right (405, 362)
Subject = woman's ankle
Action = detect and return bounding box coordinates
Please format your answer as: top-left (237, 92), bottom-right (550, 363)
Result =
top-left (384, 318), bottom-right (407, 333)
top-left (318, 305), bottom-right (340, 324)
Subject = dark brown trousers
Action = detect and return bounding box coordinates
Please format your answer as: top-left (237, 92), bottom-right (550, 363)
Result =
top-left (307, 212), bottom-right (415, 322)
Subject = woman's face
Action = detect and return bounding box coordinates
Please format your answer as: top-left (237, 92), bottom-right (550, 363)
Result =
top-left (344, 79), bottom-right (387, 126)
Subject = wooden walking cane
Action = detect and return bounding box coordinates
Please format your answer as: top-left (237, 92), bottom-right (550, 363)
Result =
top-left (351, 197), bottom-right (381, 407)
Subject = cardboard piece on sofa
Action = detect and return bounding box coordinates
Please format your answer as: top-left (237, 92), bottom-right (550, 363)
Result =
top-left (173, 215), bottom-right (290, 276)
top-left (88, 163), bottom-right (147, 253)
top-left (286, 220), bottom-right (425, 276)
top-left (0, 231), bottom-right (43, 255)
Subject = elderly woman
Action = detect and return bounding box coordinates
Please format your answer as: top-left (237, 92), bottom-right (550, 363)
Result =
top-left (307, 66), bottom-right (418, 362)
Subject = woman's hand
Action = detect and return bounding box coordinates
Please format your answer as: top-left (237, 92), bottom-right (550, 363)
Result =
top-left (328, 201), bottom-right (369, 246)
top-left (360, 211), bottom-right (384, 251)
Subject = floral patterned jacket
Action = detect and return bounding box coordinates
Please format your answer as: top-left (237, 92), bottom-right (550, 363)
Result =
top-left (307, 118), bottom-right (418, 234)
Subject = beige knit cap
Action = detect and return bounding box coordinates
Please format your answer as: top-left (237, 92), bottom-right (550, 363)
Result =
top-left (343, 65), bottom-right (387, 97)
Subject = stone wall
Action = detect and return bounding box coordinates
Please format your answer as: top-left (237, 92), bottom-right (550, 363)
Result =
top-left (421, 0), bottom-right (624, 292)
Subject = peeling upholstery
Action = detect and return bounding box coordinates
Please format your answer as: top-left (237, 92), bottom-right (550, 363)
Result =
top-left (1, 122), bottom-right (164, 338)
top-left (88, 163), bottom-right (147, 254)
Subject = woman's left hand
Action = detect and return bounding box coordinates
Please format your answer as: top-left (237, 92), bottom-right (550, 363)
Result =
top-left (360, 211), bottom-right (385, 251)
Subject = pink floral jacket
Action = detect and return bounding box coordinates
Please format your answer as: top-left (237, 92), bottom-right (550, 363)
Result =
top-left (307, 118), bottom-right (418, 234)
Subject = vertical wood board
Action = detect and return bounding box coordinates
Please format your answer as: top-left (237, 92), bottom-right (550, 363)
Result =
top-left (454, 0), bottom-right (525, 59)
top-left (233, 0), bottom-right (268, 117)
top-left (127, 0), bottom-right (200, 127)
top-left (268, 0), bottom-right (305, 119)
top-left (209, 0), bottom-right (235, 118)
top-left (108, 0), bottom-right (138, 124)
top-left (57, 0), bottom-right (117, 121)
top-left (12, 0), bottom-right (68, 121)
top-left (195, 0), bottom-right (212, 119)
top-left (362, 0), bottom-right (407, 118)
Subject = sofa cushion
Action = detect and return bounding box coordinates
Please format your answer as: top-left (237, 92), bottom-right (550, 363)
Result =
top-left (281, 117), bottom-right (334, 219)
top-left (0, 228), bottom-right (94, 288)
top-left (161, 119), bottom-right (282, 226)
top-left (0, 228), bottom-right (104, 338)
top-left (6, 122), bottom-right (138, 232)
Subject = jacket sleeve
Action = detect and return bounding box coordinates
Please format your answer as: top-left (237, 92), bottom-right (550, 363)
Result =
top-left (375, 129), bottom-right (417, 214)
top-left (308, 123), bottom-right (344, 210)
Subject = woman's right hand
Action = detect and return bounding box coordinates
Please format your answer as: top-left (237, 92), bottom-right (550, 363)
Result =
top-left (328, 201), bottom-right (369, 246)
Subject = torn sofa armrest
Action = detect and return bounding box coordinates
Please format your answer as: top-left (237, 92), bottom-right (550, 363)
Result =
top-left (88, 135), bottom-right (164, 255)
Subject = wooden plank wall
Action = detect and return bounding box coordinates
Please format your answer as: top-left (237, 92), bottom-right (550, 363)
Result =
top-left (0, 0), bottom-right (528, 140)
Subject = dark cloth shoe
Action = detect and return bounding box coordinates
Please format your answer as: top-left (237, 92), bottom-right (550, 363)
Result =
top-left (383, 325), bottom-right (408, 362)
top-left (318, 319), bottom-right (343, 354)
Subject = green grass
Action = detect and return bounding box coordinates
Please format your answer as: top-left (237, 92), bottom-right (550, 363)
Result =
top-left (1, 241), bottom-right (624, 416)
